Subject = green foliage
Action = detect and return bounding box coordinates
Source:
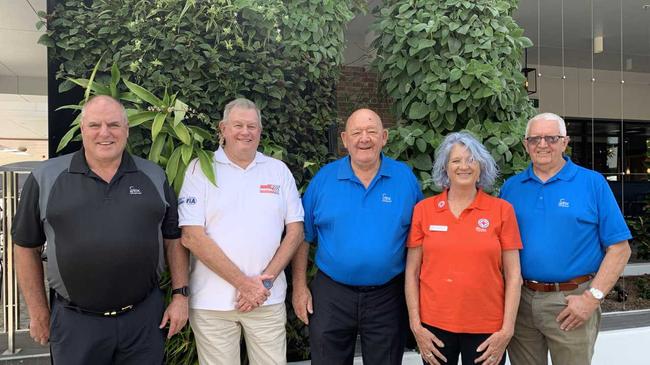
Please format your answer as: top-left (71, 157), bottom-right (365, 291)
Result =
top-left (372, 0), bottom-right (536, 194)
top-left (57, 60), bottom-right (216, 194)
top-left (41, 0), bottom-right (365, 362)
top-left (628, 139), bottom-right (650, 261)
top-left (42, 0), bottom-right (364, 189)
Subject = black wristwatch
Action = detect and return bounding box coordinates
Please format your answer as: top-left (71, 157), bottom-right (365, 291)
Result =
top-left (171, 286), bottom-right (190, 297)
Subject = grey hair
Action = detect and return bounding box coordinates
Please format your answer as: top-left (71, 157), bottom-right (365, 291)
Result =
top-left (432, 131), bottom-right (499, 190)
top-left (80, 95), bottom-right (128, 125)
top-left (526, 112), bottom-right (567, 137)
top-left (221, 98), bottom-right (262, 127)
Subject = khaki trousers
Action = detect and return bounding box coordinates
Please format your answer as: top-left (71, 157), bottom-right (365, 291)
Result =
top-left (508, 281), bottom-right (600, 365)
top-left (190, 303), bottom-right (287, 365)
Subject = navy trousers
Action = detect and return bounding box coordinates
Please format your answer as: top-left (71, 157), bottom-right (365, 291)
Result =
top-left (308, 271), bottom-right (407, 365)
top-left (49, 288), bottom-right (165, 365)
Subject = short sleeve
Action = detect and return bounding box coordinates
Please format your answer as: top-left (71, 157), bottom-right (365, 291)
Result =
top-left (177, 160), bottom-right (208, 227)
top-left (407, 202), bottom-right (424, 248)
top-left (161, 180), bottom-right (181, 239)
top-left (499, 200), bottom-right (523, 250)
top-left (281, 164), bottom-right (304, 224)
top-left (302, 176), bottom-right (318, 244)
top-left (595, 176), bottom-right (632, 246)
top-left (11, 174), bottom-right (46, 247)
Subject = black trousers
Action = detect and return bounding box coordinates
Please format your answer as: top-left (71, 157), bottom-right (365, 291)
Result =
top-left (49, 288), bottom-right (165, 365)
top-left (309, 271), bottom-right (407, 365)
top-left (421, 323), bottom-right (506, 365)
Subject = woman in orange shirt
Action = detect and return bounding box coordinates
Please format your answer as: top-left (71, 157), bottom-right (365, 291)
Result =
top-left (406, 131), bottom-right (522, 365)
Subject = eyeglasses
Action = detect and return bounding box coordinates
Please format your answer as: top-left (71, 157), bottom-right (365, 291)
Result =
top-left (524, 135), bottom-right (566, 146)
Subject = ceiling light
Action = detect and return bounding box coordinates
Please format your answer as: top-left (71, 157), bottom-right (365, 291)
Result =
top-left (594, 36), bottom-right (603, 54)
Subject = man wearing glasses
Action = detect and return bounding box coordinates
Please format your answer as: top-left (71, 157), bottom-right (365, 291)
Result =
top-left (500, 112), bottom-right (631, 365)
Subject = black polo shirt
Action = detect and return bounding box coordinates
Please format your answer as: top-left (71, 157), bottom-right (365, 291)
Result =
top-left (12, 149), bottom-right (181, 311)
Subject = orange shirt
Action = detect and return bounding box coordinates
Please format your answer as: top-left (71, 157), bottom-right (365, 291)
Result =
top-left (407, 190), bottom-right (522, 333)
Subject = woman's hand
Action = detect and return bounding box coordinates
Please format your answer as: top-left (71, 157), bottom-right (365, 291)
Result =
top-left (474, 328), bottom-right (513, 364)
top-left (412, 324), bottom-right (447, 365)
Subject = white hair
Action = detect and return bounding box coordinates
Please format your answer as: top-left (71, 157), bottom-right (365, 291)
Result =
top-left (526, 112), bottom-right (567, 137)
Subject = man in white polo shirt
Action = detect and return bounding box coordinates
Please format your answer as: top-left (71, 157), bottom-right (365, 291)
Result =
top-left (178, 98), bottom-right (304, 365)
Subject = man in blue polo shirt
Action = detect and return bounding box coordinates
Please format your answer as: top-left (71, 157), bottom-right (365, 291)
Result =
top-left (291, 108), bottom-right (423, 364)
top-left (500, 112), bottom-right (631, 365)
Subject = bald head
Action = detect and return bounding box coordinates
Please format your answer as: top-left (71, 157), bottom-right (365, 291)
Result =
top-left (81, 95), bottom-right (128, 126)
top-left (345, 108), bottom-right (384, 132)
top-left (342, 108), bottom-right (387, 170)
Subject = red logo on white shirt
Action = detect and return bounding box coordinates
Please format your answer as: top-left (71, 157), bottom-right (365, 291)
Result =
top-left (259, 184), bottom-right (280, 194)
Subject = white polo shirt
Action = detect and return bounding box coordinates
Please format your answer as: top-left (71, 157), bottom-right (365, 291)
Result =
top-left (178, 147), bottom-right (304, 310)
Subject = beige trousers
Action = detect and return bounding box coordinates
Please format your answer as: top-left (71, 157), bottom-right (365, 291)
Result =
top-left (190, 303), bottom-right (287, 365)
top-left (508, 281), bottom-right (601, 365)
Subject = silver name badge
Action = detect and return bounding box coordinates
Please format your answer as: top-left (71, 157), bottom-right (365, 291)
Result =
top-left (429, 225), bottom-right (448, 232)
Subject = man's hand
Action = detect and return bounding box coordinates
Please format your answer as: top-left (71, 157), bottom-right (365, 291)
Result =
top-left (159, 296), bottom-right (189, 338)
top-left (29, 308), bottom-right (50, 345)
top-left (234, 274), bottom-right (272, 312)
top-left (291, 284), bottom-right (313, 325)
top-left (556, 291), bottom-right (600, 331)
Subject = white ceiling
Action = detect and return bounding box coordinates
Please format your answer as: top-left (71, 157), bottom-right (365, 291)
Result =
top-left (0, 0), bottom-right (46, 77)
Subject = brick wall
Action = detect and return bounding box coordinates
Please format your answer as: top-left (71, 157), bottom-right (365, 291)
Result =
top-left (336, 66), bottom-right (396, 128)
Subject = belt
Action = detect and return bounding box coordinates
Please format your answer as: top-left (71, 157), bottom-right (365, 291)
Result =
top-left (323, 271), bottom-right (404, 293)
top-left (524, 274), bottom-right (594, 292)
top-left (53, 291), bottom-right (138, 317)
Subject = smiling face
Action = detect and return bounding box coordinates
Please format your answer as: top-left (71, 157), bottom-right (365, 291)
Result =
top-left (219, 106), bottom-right (261, 162)
top-left (525, 118), bottom-right (569, 172)
top-left (342, 109), bottom-right (387, 170)
top-left (80, 97), bottom-right (129, 167)
top-left (446, 143), bottom-right (480, 189)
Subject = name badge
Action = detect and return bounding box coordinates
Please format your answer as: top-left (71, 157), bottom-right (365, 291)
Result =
top-left (429, 225), bottom-right (448, 232)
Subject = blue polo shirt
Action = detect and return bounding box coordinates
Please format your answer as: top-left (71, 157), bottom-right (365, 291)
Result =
top-left (500, 157), bottom-right (631, 282)
top-left (303, 154), bottom-right (423, 286)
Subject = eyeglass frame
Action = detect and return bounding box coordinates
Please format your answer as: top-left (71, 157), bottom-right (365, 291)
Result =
top-left (524, 135), bottom-right (567, 146)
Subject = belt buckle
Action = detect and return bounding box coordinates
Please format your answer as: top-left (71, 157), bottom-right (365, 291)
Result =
top-left (103, 304), bottom-right (133, 317)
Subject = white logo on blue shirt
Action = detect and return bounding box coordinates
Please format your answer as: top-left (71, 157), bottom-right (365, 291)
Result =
top-left (129, 186), bottom-right (142, 195)
top-left (381, 193), bottom-right (392, 203)
top-left (558, 198), bottom-right (570, 208)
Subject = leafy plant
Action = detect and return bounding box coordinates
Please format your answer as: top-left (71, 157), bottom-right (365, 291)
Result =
top-left (628, 138), bottom-right (650, 261)
top-left (41, 0), bottom-right (364, 190)
top-left (41, 0), bottom-right (365, 362)
top-left (371, 0), bottom-right (536, 194)
top-left (57, 60), bottom-right (216, 193)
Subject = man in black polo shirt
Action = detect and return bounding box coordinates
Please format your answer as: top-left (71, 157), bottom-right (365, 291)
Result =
top-left (12, 95), bottom-right (189, 364)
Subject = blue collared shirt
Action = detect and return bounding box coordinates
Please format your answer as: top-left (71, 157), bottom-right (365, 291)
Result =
top-left (303, 154), bottom-right (423, 286)
top-left (500, 157), bottom-right (632, 282)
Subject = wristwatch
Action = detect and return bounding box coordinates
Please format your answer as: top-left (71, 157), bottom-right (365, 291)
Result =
top-left (172, 286), bottom-right (190, 297)
top-left (588, 287), bottom-right (605, 301)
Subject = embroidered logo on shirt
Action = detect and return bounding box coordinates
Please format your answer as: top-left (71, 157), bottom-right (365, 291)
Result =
top-left (558, 198), bottom-right (570, 208)
top-left (381, 193), bottom-right (392, 203)
top-left (438, 201), bottom-right (446, 208)
top-left (129, 186), bottom-right (142, 195)
top-left (178, 197), bottom-right (197, 205)
top-left (475, 218), bottom-right (490, 232)
top-left (260, 184), bottom-right (280, 194)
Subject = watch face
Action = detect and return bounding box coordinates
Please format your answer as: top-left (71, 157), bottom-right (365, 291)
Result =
top-left (590, 287), bottom-right (604, 300)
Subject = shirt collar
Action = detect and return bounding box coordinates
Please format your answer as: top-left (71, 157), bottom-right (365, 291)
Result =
top-left (69, 148), bottom-right (137, 175)
top-left (521, 155), bottom-right (578, 183)
top-left (214, 146), bottom-right (267, 168)
top-left (435, 189), bottom-right (490, 212)
top-left (337, 153), bottom-right (392, 181)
